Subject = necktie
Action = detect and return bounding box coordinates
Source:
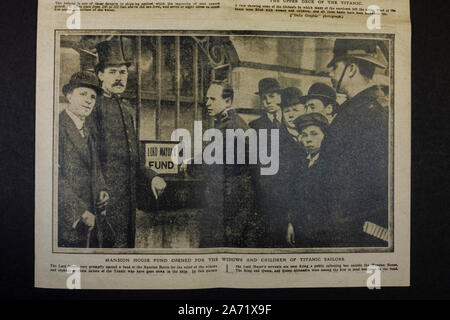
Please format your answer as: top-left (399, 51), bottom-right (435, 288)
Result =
top-left (273, 114), bottom-right (280, 128)
top-left (80, 124), bottom-right (89, 139)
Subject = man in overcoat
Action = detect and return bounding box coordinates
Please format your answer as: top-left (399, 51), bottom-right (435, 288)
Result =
top-left (198, 81), bottom-right (260, 247)
top-left (249, 78), bottom-right (286, 247)
top-left (299, 82), bottom-right (339, 123)
top-left (321, 39), bottom-right (389, 246)
top-left (267, 86), bottom-right (307, 246)
top-left (278, 87), bottom-right (307, 177)
top-left (89, 40), bottom-right (166, 248)
top-left (58, 71), bottom-right (110, 247)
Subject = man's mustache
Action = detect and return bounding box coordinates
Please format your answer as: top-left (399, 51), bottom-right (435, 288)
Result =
top-left (113, 82), bottom-right (125, 87)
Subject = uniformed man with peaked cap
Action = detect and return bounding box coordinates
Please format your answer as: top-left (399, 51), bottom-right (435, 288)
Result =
top-left (320, 38), bottom-right (390, 247)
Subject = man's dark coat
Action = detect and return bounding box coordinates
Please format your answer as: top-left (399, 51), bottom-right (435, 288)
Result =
top-left (249, 114), bottom-right (301, 247)
top-left (198, 109), bottom-right (260, 248)
top-left (58, 110), bottom-right (106, 247)
top-left (320, 85), bottom-right (389, 247)
top-left (290, 155), bottom-right (331, 247)
top-left (89, 94), bottom-right (156, 248)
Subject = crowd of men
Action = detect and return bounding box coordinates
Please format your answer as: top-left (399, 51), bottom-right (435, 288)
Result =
top-left (197, 38), bottom-right (389, 248)
top-left (58, 37), bottom-right (389, 249)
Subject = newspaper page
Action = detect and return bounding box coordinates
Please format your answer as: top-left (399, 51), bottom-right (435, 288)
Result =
top-left (35, 0), bottom-right (411, 289)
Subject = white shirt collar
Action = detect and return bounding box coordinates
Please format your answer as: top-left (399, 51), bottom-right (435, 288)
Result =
top-left (306, 152), bottom-right (320, 167)
top-left (65, 109), bottom-right (85, 131)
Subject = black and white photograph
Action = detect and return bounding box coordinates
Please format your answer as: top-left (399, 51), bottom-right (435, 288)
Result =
top-left (54, 32), bottom-right (393, 252)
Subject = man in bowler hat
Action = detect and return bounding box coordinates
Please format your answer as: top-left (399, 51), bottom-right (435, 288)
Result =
top-left (248, 78), bottom-right (286, 247)
top-left (250, 78), bottom-right (284, 130)
top-left (280, 87), bottom-right (307, 142)
top-left (279, 86), bottom-right (308, 177)
top-left (321, 38), bottom-right (389, 246)
top-left (266, 87), bottom-right (308, 246)
top-left (299, 82), bottom-right (339, 123)
top-left (89, 39), bottom-right (167, 248)
top-left (58, 71), bottom-right (110, 247)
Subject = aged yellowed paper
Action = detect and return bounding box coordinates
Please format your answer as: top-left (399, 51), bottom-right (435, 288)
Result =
top-left (35, 0), bottom-right (410, 289)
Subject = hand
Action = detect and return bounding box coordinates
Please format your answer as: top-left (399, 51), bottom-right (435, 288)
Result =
top-left (286, 223), bottom-right (295, 246)
top-left (81, 211), bottom-right (96, 229)
top-left (151, 176), bottom-right (167, 200)
top-left (179, 159), bottom-right (188, 173)
top-left (96, 191), bottom-right (110, 214)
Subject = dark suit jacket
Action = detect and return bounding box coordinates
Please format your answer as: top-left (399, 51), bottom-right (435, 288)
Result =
top-left (249, 113), bottom-right (279, 132)
top-left (58, 110), bottom-right (106, 247)
top-left (249, 113), bottom-right (289, 247)
top-left (290, 156), bottom-right (331, 247)
top-left (198, 109), bottom-right (260, 248)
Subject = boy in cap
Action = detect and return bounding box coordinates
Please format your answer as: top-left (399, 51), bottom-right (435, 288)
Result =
top-left (58, 71), bottom-right (110, 247)
top-left (321, 38), bottom-right (389, 246)
top-left (295, 113), bottom-right (328, 168)
top-left (90, 39), bottom-right (166, 248)
top-left (286, 113), bottom-right (330, 247)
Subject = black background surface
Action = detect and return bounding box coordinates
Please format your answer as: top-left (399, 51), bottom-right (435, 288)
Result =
top-left (0, 0), bottom-right (449, 302)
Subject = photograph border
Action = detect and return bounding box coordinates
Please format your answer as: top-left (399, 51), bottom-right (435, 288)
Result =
top-left (52, 30), bottom-right (395, 255)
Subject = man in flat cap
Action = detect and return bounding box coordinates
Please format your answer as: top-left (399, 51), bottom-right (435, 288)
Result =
top-left (249, 78), bottom-right (285, 247)
top-left (197, 81), bottom-right (260, 247)
top-left (299, 82), bottom-right (339, 124)
top-left (58, 71), bottom-right (110, 247)
top-left (287, 113), bottom-right (331, 247)
top-left (89, 39), bottom-right (166, 248)
top-left (321, 38), bottom-right (389, 247)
